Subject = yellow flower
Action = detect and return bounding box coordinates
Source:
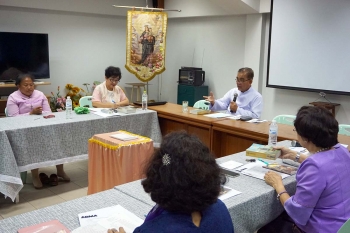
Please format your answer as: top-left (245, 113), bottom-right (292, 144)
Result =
top-left (66, 84), bottom-right (73, 89)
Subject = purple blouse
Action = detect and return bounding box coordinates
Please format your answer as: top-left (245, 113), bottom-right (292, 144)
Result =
top-left (6, 90), bottom-right (51, 117)
top-left (285, 144), bottom-right (350, 233)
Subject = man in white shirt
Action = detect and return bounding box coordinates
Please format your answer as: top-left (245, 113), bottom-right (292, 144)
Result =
top-left (204, 67), bottom-right (263, 118)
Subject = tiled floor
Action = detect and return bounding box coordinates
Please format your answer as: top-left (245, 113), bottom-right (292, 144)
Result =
top-left (0, 159), bottom-right (89, 219)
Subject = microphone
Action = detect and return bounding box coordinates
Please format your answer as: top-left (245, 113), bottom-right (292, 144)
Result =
top-left (233, 93), bottom-right (238, 102)
top-left (230, 93), bottom-right (238, 113)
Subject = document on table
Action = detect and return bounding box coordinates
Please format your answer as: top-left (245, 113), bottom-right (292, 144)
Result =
top-left (219, 186), bottom-right (241, 201)
top-left (110, 132), bottom-right (139, 141)
top-left (203, 113), bottom-right (232, 118)
top-left (236, 162), bottom-right (290, 180)
top-left (89, 108), bottom-right (121, 117)
top-left (219, 160), bottom-right (243, 170)
top-left (72, 205), bottom-right (143, 233)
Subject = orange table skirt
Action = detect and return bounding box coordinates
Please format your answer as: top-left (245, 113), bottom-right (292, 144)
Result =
top-left (87, 131), bottom-right (154, 195)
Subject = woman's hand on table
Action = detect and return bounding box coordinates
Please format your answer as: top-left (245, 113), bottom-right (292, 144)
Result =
top-left (30, 107), bottom-right (43, 115)
top-left (264, 171), bottom-right (283, 190)
top-left (107, 227), bottom-right (126, 233)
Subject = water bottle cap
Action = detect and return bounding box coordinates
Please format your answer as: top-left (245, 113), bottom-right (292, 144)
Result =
top-left (143, 91), bottom-right (146, 93)
top-left (272, 120), bottom-right (276, 123)
top-left (67, 96), bottom-right (71, 99)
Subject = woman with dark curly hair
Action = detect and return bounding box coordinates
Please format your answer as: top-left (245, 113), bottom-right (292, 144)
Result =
top-left (260, 106), bottom-right (350, 233)
top-left (108, 131), bottom-right (234, 233)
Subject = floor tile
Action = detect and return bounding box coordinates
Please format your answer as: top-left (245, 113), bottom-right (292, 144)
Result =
top-left (61, 168), bottom-right (88, 182)
top-left (73, 178), bottom-right (88, 188)
top-left (0, 195), bottom-right (14, 204)
top-left (58, 188), bottom-right (87, 201)
top-left (28, 195), bottom-right (65, 209)
top-left (20, 186), bottom-right (56, 202)
top-left (47, 182), bottom-right (81, 195)
top-left (0, 202), bottom-right (36, 218)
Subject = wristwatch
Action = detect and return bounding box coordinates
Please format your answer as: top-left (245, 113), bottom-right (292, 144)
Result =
top-left (294, 152), bottom-right (301, 162)
top-left (277, 191), bottom-right (288, 201)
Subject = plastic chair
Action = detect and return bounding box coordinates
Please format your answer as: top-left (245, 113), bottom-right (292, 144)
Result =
top-left (272, 115), bottom-right (296, 126)
top-left (193, 100), bottom-right (210, 110)
top-left (79, 96), bottom-right (93, 108)
top-left (339, 124), bottom-right (350, 136)
top-left (338, 219), bottom-right (350, 233)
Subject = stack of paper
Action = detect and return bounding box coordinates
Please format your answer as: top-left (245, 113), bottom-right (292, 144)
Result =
top-left (110, 133), bottom-right (139, 141)
top-left (236, 161), bottom-right (290, 180)
top-left (72, 205), bottom-right (144, 233)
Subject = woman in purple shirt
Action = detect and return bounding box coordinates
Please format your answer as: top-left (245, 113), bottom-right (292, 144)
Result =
top-left (6, 74), bottom-right (70, 189)
top-left (261, 106), bottom-right (350, 233)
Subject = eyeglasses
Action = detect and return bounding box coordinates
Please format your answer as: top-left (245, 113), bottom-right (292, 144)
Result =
top-left (109, 78), bottom-right (120, 83)
top-left (235, 78), bottom-right (250, 83)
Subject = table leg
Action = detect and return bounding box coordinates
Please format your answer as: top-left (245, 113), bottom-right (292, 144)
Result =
top-left (136, 86), bottom-right (141, 102)
top-left (130, 86), bottom-right (134, 102)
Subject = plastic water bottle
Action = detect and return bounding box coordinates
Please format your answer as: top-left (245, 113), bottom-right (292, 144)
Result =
top-left (142, 91), bottom-right (148, 110)
top-left (268, 120), bottom-right (278, 146)
top-left (66, 96), bottom-right (72, 119)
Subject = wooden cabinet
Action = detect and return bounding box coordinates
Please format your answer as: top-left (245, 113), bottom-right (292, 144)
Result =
top-left (177, 85), bottom-right (208, 107)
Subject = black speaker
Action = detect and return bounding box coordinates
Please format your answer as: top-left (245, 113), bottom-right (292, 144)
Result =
top-left (152, 0), bottom-right (158, 8)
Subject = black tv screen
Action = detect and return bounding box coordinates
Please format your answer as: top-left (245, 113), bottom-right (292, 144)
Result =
top-left (0, 32), bottom-right (50, 81)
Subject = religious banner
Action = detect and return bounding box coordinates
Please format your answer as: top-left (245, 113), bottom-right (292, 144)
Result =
top-left (125, 11), bottom-right (167, 82)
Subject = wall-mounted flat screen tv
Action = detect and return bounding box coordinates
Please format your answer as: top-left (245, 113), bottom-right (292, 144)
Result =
top-left (0, 32), bottom-right (50, 82)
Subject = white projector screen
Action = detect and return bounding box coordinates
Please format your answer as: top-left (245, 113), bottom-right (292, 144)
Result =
top-left (267, 0), bottom-right (350, 95)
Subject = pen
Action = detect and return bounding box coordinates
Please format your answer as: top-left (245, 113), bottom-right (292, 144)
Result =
top-left (258, 158), bottom-right (269, 165)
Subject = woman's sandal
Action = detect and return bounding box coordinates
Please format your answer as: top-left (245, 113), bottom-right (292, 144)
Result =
top-left (39, 173), bottom-right (49, 185)
top-left (49, 174), bottom-right (59, 186)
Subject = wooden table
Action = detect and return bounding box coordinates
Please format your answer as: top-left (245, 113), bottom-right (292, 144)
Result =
top-left (212, 119), bottom-right (350, 157)
top-left (148, 103), bottom-right (224, 149)
top-left (148, 103), bottom-right (350, 157)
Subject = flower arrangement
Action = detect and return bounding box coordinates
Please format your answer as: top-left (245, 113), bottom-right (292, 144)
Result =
top-left (50, 86), bottom-right (66, 112)
top-left (65, 84), bottom-right (85, 109)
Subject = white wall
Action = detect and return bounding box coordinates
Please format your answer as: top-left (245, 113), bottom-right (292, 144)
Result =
top-left (162, 15), bottom-right (246, 102)
top-left (0, 6), bottom-right (160, 100)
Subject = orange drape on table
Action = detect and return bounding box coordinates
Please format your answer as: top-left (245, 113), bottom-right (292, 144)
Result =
top-left (87, 131), bottom-right (154, 195)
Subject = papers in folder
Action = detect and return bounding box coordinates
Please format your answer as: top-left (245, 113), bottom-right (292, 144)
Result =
top-left (73, 205), bottom-right (143, 233)
top-left (236, 161), bottom-right (290, 180)
top-left (89, 108), bottom-right (121, 117)
top-left (110, 133), bottom-right (139, 141)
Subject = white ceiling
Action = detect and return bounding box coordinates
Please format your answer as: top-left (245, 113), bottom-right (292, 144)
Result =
top-left (0, 0), bottom-right (270, 17)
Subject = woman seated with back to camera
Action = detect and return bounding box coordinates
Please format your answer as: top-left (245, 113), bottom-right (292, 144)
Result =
top-left (6, 74), bottom-right (70, 189)
top-left (92, 66), bottom-right (129, 108)
top-left (108, 131), bottom-right (234, 233)
top-left (260, 106), bottom-right (350, 233)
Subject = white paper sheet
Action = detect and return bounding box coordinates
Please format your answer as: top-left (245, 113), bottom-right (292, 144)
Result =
top-left (110, 133), bottom-right (139, 141)
top-left (219, 160), bottom-right (243, 170)
top-left (89, 108), bottom-right (121, 117)
top-left (74, 205), bottom-right (144, 233)
top-left (219, 186), bottom-right (242, 201)
top-left (236, 162), bottom-right (290, 180)
top-left (203, 113), bottom-right (232, 118)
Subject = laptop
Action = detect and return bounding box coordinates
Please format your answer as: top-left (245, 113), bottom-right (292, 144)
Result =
top-left (133, 100), bottom-right (167, 106)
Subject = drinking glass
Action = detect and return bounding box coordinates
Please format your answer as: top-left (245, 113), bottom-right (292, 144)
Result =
top-left (182, 101), bottom-right (188, 113)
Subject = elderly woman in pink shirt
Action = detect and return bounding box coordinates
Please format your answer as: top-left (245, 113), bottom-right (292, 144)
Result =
top-left (6, 74), bottom-right (70, 189)
top-left (92, 66), bottom-right (129, 108)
